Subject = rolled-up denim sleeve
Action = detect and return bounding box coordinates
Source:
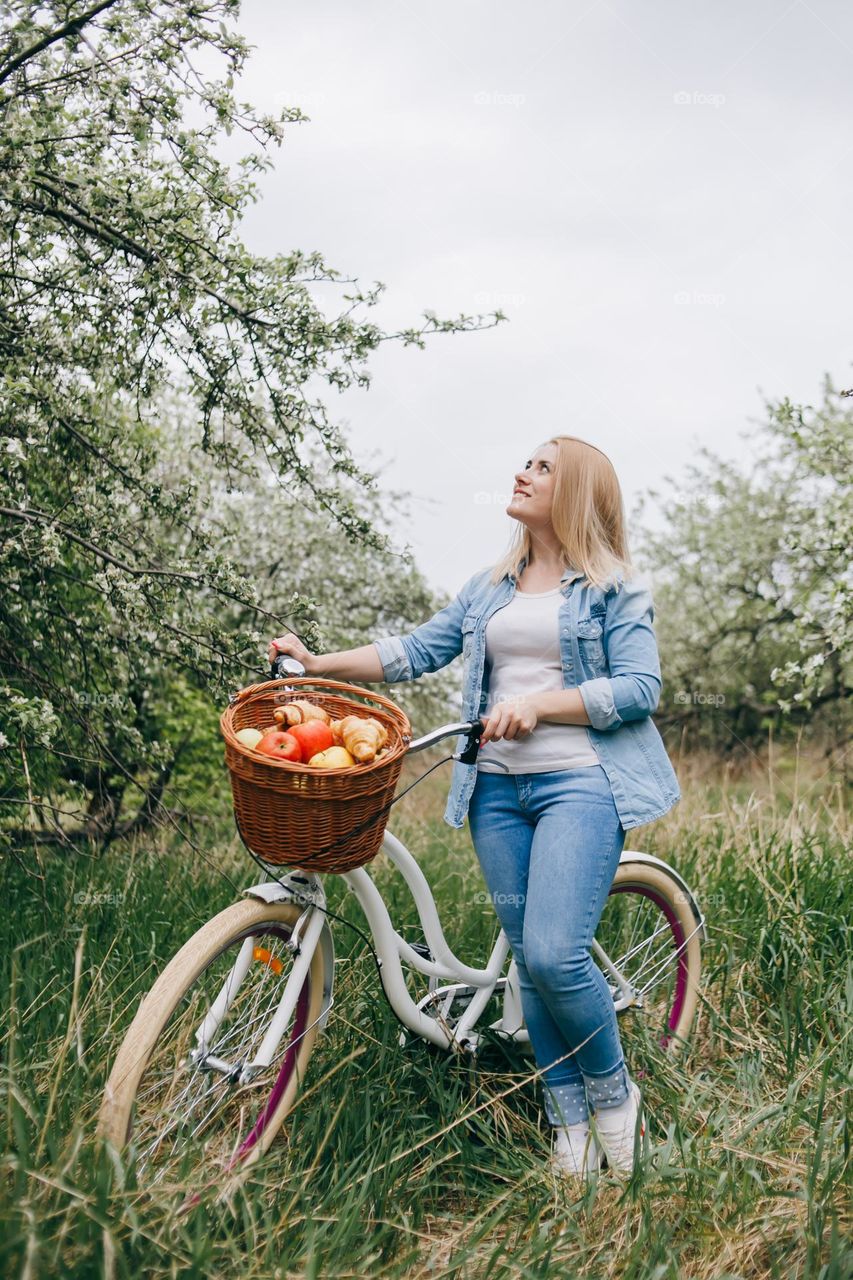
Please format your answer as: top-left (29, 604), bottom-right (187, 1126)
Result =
top-left (372, 578), bottom-right (474, 683)
top-left (372, 635), bottom-right (413, 683)
top-left (578, 579), bottom-right (663, 731)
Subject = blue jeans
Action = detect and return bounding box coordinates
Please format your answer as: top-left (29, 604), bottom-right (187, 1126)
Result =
top-left (468, 765), bottom-right (631, 1126)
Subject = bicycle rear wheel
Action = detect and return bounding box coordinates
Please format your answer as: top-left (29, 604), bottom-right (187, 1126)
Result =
top-left (597, 859), bottom-right (702, 1057)
top-left (97, 898), bottom-right (328, 1201)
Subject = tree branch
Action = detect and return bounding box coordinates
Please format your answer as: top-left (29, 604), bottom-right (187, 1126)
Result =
top-left (0, 0), bottom-right (123, 86)
top-left (0, 505), bottom-right (301, 628)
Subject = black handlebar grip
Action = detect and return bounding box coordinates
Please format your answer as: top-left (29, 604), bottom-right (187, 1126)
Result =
top-left (458, 719), bottom-right (485, 765)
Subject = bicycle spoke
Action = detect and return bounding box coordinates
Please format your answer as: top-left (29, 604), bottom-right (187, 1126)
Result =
top-left (611, 920), bottom-right (671, 973)
top-left (594, 878), bottom-right (700, 1052)
top-left (126, 920), bottom-right (318, 1186)
top-left (634, 921), bottom-right (703, 998)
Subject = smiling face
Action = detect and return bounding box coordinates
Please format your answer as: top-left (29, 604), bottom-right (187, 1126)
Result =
top-left (505, 442), bottom-right (558, 528)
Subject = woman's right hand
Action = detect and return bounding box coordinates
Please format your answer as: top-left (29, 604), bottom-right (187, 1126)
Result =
top-left (267, 632), bottom-right (318, 674)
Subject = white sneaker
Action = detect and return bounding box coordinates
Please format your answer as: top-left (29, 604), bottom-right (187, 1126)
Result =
top-left (550, 1121), bottom-right (601, 1181)
top-left (591, 1079), bottom-right (645, 1175)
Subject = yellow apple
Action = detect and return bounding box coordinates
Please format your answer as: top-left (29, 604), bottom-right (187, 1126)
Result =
top-left (308, 746), bottom-right (356, 769)
top-left (235, 727), bottom-right (264, 750)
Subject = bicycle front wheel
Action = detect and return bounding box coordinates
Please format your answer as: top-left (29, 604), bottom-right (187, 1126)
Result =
top-left (97, 897), bottom-right (329, 1198)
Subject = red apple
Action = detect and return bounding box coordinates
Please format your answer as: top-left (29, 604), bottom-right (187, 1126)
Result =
top-left (288, 720), bottom-right (334, 761)
top-left (255, 729), bottom-right (302, 762)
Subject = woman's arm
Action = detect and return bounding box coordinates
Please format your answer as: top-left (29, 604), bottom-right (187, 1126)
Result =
top-left (269, 570), bottom-right (482, 685)
top-left (313, 645), bottom-right (386, 683)
top-left (529, 687), bottom-right (592, 725)
top-left (267, 635), bottom-right (385, 683)
top-left (372, 572), bottom-right (482, 683)
top-left (577, 579), bottom-right (663, 731)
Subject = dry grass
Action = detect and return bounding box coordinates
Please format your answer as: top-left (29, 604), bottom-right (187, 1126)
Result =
top-left (0, 743), bottom-right (849, 1278)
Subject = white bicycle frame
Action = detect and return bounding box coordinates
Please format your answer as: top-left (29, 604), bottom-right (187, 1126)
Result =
top-left (191, 825), bottom-right (517, 1085)
top-left (193, 826), bottom-right (705, 1085)
top-left (197, 682), bottom-right (706, 1085)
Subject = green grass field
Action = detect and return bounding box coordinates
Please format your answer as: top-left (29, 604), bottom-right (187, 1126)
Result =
top-left (1, 746), bottom-right (850, 1279)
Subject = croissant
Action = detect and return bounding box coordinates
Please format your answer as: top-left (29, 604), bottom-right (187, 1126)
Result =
top-left (337, 715), bottom-right (388, 763)
top-left (329, 718), bottom-right (347, 746)
top-left (273, 700), bottom-right (331, 727)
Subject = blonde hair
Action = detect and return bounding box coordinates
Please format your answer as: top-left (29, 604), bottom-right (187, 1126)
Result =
top-left (488, 435), bottom-right (635, 591)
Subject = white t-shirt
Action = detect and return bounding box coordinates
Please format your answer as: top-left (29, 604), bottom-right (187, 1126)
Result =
top-left (476, 587), bottom-right (601, 774)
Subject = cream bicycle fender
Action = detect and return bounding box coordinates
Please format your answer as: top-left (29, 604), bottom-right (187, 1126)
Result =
top-left (618, 851), bottom-right (707, 942)
top-left (243, 880), bottom-right (336, 1032)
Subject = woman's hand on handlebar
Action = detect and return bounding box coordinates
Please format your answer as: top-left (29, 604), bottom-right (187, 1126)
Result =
top-left (479, 695), bottom-right (539, 744)
top-left (267, 632), bottom-right (318, 675)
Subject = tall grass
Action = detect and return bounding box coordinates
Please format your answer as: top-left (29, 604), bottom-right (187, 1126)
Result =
top-left (1, 745), bottom-right (849, 1279)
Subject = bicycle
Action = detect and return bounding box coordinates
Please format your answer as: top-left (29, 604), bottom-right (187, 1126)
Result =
top-left (97, 657), bottom-right (705, 1204)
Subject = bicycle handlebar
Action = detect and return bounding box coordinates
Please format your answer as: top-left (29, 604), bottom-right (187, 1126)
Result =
top-left (268, 653), bottom-right (484, 763)
top-left (406, 719), bottom-right (485, 762)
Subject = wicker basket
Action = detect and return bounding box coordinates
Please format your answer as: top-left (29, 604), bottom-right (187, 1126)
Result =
top-left (220, 676), bottom-right (412, 873)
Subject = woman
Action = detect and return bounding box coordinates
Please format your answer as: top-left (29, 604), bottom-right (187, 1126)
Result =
top-left (268, 435), bottom-right (681, 1183)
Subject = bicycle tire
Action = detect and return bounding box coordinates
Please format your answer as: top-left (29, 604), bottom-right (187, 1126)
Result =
top-left (97, 897), bottom-right (328, 1196)
top-left (604, 858), bottom-right (702, 1051)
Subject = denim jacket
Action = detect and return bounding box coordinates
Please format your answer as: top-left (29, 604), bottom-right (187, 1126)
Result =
top-left (373, 554), bottom-right (681, 831)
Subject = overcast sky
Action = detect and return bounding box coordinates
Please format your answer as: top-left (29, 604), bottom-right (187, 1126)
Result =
top-left (226, 0), bottom-right (853, 598)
